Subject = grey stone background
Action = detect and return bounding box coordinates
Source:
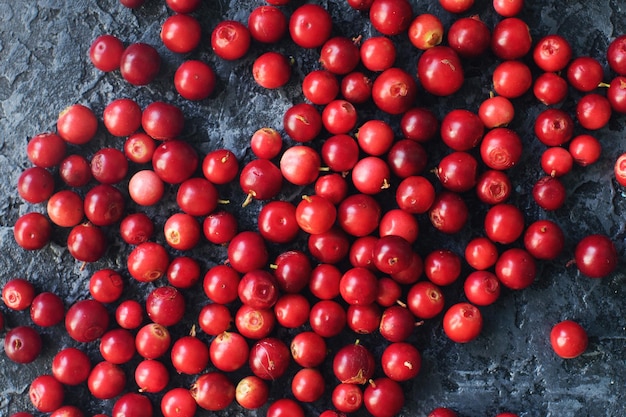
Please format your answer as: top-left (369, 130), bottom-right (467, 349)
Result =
top-left (0, 0), bottom-right (625, 416)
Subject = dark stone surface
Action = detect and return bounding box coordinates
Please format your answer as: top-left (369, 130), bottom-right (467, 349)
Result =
top-left (1, 0), bottom-right (625, 416)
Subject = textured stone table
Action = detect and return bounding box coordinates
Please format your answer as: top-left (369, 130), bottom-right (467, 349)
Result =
top-left (1, 0), bottom-right (625, 416)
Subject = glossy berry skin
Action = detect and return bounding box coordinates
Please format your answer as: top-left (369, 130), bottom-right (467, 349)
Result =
top-left (464, 271), bottom-right (501, 306)
top-left (67, 223), bottom-right (107, 263)
top-left (574, 234), bottom-right (618, 278)
top-left (65, 299), bottom-right (110, 343)
top-left (408, 13), bottom-right (443, 50)
top-left (175, 60), bottom-right (217, 100)
top-left (429, 191), bottom-right (468, 234)
top-left (381, 342), bottom-right (422, 381)
top-left (569, 134), bottom-right (602, 167)
top-left (533, 72), bottom-right (568, 105)
top-left (29, 374), bottom-right (64, 412)
top-left (361, 36), bottom-right (396, 72)
top-left (103, 98), bottom-right (142, 137)
top-left (443, 302), bottom-right (482, 343)
top-left (253, 51), bottom-right (291, 89)
top-left (161, 388), bottom-right (197, 417)
top-left (447, 16), bottom-right (491, 58)
top-left (372, 67), bottom-right (417, 114)
top-left (533, 34), bottom-right (572, 72)
top-left (57, 103), bottom-right (98, 145)
top-left (607, 34), bottom-right (626, 75)
top-left (495, 248), bottom-right (536, 290)
top-left (524, 219), bottom-right (565, 261)
top-left (112, 393), bottom-right (153, 417)
top-left (142, 101), bottom-right (184, 141)
top-left (161, 14), bottom-right (201, 54)
top-left (211, 20), bottom-right (251, 60)
top-left (13, 212), bottom-right (52, 250)
top-left (491, 17), bottom-right (531, 60)
top-left (369, 0), bottom-right (413, 36)
top-left (120, 43), bottom-right (161, 86)
top-left (550, 320), bottom-right (588, 359)
top-left (363, 377), bottom-right (405, 417)
top-left (484, 203), bottom-right (524, 244)
top-left (440, 109), bottom-right (484, 151)
top-left (27, 132), bottom-right (66, 168)
top-left (4, 326), bottom-right (42, 364)
top-left (249, 337), bottom-right (291, 380)
top-left (88, 361), bottom-right (126, 400)
top-left (2, 278), bottom-right (35, 311)
top-left (289, 4), bottom-right (332, 48)
top-left (248, 5), bottom-right (287, 44)
top-left (91, 147), bottom-right (128, 182)
top-left (89, 34), bottom-right (124, 72)
top-left (428, 408), bottom-right (458, 417)
top-left (30, 292), bottom-right (65, 327)
top-left (417, 46), bottom-right (464, 96)
top-left (576, 93), bottom-right (612, 130)
top-left (567, 57), bottom-right (604, 92)
top-left (492, 60), bottom-right (532, 98)
top-left (320, 36), bottom-right (360, 75)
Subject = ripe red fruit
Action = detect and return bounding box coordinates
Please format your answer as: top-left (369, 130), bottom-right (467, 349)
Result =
top-left (495, 248), bottom-right (537, 290)
top-left (135, 323), bottom-right (171, 359)
top-left (27, 132), bottom-right (66, 168)
top-left (57, 103), bottom-right (98, 145)
top-left (120, 42), bottom-right (161, 86)
top-left (88, 361), bottom-right (126, 400)
top-left (363, 377), bottom-right (405, 417)
top-left (381, 342), bottom-right (422, 381)
top-left (248, 5), bottom-right (287, 44)
top-left (89, 34), bottom-right (124, 72)
top-left (417, 46), bottom-right (464, 96)
top-left (65, 299), bottom-right (110, 343)
top-left (447, 15), bottom-right (491, 58)
top-left (235, 375), bottom-right (269, 410)
top-left (607, 34), bottom-right (626, 75)
top-left (289, 4), bottom-right (332, 48)
top-left (127, 241), bottom-right (170, 283)
top-left (443, 302), bottom-right (483, 343)
top-left (291, 367), bottom-right (325, 402)
top-left (361, 36), bottom-right (396, 71)
top-left (333, 342), bottom-right (376, 384)
top-left (533, 34), bottom-right (572, 72)
top-left (103, 98), bottom-right (142, 137)
top-left (175, 60), bottom-right (217, 100)
top-left (2, 278), bottom-right (35, 311)
top-left (52, 347), bottom-right (91, 385)
top-left (524, 219), bottom-right (565, 261)
top-left (253, 51), bottom-right (292, 89)
top-left (112, 393), bottom-right (153, 417)
top-left (162, 388), bottom-right (197, 417)
top-left (146, 286), bottom-right (186, 327)
top-left (211, 20), bottom-right (250, 60)
top-left (574, 234), bottom-right (618, 278)
top-left (161, 14), bottom-right (201, 53)
top-left (550, 320), bottom-right (588, 359)
top-left (491, 17), bottom-right (531, 60)
top-left (142, 101), bottom-right (184, 141)
top-left (29, 374), bottom-right (64, 412)
top-left (369, 0), bottom-right (413, 36)
top-left (172, 334), bottom-right (210, 374)
top-left (492, 60), bottom-right (532, 98)
top-left (30, 292), bottom-right (65, 327)
top-left (372, 67), bottom-right (418, 114)
top-left (408, 13), bottom-right (444, 50)
top-left (4, 325), bottom-right (42, 364)
top-left (249, 337), bottom-right (291, 380)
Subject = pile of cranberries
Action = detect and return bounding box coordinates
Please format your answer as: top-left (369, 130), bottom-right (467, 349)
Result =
top-left (5, 0), bottom-right (626, 416)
